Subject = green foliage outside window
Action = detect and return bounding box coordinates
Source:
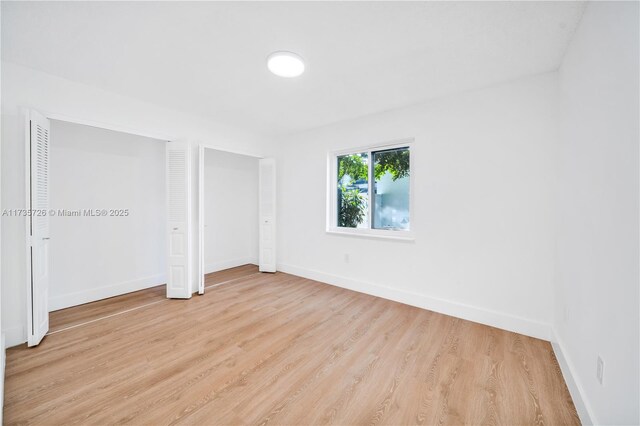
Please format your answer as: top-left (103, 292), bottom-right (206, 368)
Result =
top-left (337, 154), bottom-right (368, 228)
top-left (373, 149), bottom-right (410, 181)
top-left (337, 148), bottom-right (410, 228)
top-left (337, 186), bottom-right (367, 228)
top-left (338, 154), bottom-right (368, 183)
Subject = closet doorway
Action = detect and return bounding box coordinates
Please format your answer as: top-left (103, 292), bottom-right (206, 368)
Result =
top-left (24, 110), bottom-right (179, 346)
top-left (197, 146), bottom-right (276, 294)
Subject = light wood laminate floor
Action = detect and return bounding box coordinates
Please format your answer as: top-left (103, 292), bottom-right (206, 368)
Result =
top-left (48, 285), bottom-right (166, 333)
top-left (4, 267), bottom-right (579, 425)
top-left (48, 264), bottom-right (259, 333)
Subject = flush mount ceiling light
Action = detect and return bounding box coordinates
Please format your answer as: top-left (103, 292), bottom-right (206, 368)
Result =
top-left (267, 51), bottom-right (305, 78)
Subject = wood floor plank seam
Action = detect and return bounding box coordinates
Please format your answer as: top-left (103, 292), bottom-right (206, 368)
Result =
top-left (47, 267), bottom-right (262, 337)
top-left (204, 272), bottom-right (262, 290)
top-left (46, 299), bottom-right (167, 336)
top-left (101, 277), bottom-right (359, 424)
top-left (163, 291), bottom-right (381, 424)
top-left (4, 265), bottom-right (579, 425)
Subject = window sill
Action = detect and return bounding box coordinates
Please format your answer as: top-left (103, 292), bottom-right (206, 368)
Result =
top-left (326, 228), bottom-right (415, 242)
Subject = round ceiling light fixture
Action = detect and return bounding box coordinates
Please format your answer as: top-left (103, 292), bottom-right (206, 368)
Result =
top-left (267, 51), bottom-right (305, 78)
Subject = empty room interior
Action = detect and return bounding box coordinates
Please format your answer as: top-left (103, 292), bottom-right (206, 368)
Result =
top-left (0, 1), bottom-right (638, 425)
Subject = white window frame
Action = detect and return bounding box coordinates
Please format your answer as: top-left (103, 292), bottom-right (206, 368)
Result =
top-left (326, 138), bottom-right (415, 241)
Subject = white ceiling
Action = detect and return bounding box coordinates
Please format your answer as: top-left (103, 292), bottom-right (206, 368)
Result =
top-left (2, 1), bottom-right (585, 136)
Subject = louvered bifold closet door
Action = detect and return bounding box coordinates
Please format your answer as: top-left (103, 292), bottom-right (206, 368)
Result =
top-left (27, 110), bottom-right (50, 347)
top-left (259, 158), bottom-right (276, 272)
top-left (166, 142), bottom-right (192, 299)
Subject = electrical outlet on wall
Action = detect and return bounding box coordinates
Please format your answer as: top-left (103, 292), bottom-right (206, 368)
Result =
top-left (597, 356), bottom-right (604, 385)
top-left (344, 253), bottom-right (350, 263)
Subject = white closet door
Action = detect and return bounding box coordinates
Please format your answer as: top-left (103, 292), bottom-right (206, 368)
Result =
top-left (259, 158), bottom-right (276, 273)
top-left (197, 144), bottom-right (205, 295)
top-left (26, 110), bottom-right (50, 347)
top-left (166, 141), bottom-right (192, 299)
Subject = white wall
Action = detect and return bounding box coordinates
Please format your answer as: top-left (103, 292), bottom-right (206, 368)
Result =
top-left (0, 6), bottom-right (4, 422)
top-left (48, 120), bottom-right (166, 311)
top-left (276, 72), bottom-right (560, 340)
top-left (1, 62), bottom-right (275, 347)
top-left (554, 2), bottom-right (639, 425)
top-left (203, 149), bottom-right (258, 273)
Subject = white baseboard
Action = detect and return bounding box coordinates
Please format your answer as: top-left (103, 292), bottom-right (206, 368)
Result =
top-left (277, 263), bottom-right (552, 341)
top-left (49, 273), bottom-right (167, 312)
top-left (205, 257), bottom-right (257, 275)
top-left (276, 264), bottom-right (598, 422)
top-left (3, 275), bottom-right (166, 348)
top-left (551, 328), bottom-right (597, 425)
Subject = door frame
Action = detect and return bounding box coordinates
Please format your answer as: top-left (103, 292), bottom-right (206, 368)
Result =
top-left (23, 109), bottom-right (174, 345)
top-left (23, 110), bottom-right (32, 344)
top-left (20, 108), bottom-right (270, 344)
top-left (197, 144), bottom-right (266, 293)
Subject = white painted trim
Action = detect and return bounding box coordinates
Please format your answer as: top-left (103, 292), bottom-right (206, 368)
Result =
top-left (44, 112), bottom-right (171, 142)
top-left (551, 327), bottom-right (597, 425)
top-left (198, 144), bottom-right (205, 295)
top-left (48, 274), bottom-right (166, 312)
top-left (276, 262), bottom-right (596, 423)
top-left (330, 138), bottom-right (415, 158)
top-left (205, 258), bottom-right (257, 275)
top-left (199, 142), bottom-right (264, 160)
top-left (327, 138), bottom-right (415, 236)
top-left (326, 228), bottom-right (415, 241)
top-left (23, 108), bottom-right (33, 346)
top-left (277, 263), bottom-right (552, 341)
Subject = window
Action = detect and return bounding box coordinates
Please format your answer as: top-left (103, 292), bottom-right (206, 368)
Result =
top-left (328, 141), bottom-right (413, 239)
